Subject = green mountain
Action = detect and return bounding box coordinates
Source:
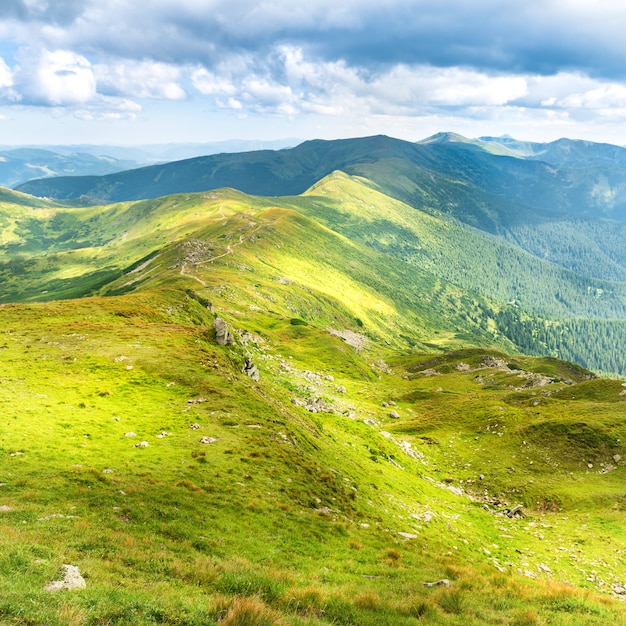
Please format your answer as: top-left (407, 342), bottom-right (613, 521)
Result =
top-left (3, 144), bottom-right (626, 624)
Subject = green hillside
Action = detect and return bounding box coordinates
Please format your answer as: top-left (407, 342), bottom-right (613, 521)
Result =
top-left (2, 172), bottom-right (626, 624)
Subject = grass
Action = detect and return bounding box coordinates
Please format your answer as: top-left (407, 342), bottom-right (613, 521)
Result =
top-left (1, 184), bottom-right (626, 623)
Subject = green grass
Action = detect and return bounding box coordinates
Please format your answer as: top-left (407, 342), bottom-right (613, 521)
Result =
top-left (1, 184), bottom-right (626, 624)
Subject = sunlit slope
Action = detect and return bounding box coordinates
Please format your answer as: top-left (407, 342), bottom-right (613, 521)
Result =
top-left (5, 178), bottom-right (626, 374)
top-left (1, 285), bottom-right (626, 624)
top-left (3, 185), bottom-right (626, 622)
top-left (292, 171), bottom-right (626, 320)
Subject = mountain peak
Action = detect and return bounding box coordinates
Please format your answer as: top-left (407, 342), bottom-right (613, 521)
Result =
top-left (418, 131), bottom-right (473, 145)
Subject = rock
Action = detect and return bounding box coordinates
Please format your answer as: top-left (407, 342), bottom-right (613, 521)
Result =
top-left (0, 505), bottom-right (12, 511)
top-left (335, 385), bottom-right (346, 394)
top-left (398, 531), bottom-right (418, 539)
top-left (156, 431), bottom-right (171, 438)
top-left (134, 441), bottom-right (149, 448)
top-left (381, 401), bottom-right (389, 407)
top-left (102, 469), bottom-right (114, 474)
top-left (242, 357), bottom-right (260, 381)
top-left (614, 454), bottom-right (622, 463)
top-left (388, 400), bottom-right (397, 406)
top-left (189, 423), bottom-right (200, 430)
top-left (506, 504), bottom-right (525, 518)
top-left (213, 317), bottom-right (234, 346)
top-left (422, 579), bottom-right (450, 587)
top-left (124, 432), bottom-right (137, 437)
top-left (612, 584), bottom-right (626, 595)
top-left (389, 410), bottom-right (400, 419)
top-left (188, 397), bottom-right (206, 404)
top-left (305, 397), bottom-right (327, 413)
top-left (200, 436), bottom-right (217, 444)
top-left (44, 564), bottom-right (86, 592)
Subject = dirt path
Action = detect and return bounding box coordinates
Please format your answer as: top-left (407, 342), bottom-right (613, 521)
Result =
top-left (179, 219), bottom-right (274, 285)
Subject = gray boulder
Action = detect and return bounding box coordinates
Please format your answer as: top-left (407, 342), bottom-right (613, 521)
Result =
top-left (242, 357), bottom-right (260, 381)
top-left (214, 317), bottom-right (234, 346)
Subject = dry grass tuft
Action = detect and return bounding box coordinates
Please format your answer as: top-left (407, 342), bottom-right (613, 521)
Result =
top-left (217, 595), bottom-right (285, 626)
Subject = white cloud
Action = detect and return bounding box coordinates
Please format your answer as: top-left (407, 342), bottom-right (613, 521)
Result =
top-left (14, 48), bottom-right (96, 105)
top-left (94, 60), bottom-right (186, 100)
top-left (191, 68), bottom-right (237, 96)
top-left (74, 97), bottom-right (142, 121)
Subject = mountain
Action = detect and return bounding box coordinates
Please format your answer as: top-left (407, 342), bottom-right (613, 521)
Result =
top-left (0, 148), bottom-right (142, 188)
top-left (2, 171), bottom-right (626, 624)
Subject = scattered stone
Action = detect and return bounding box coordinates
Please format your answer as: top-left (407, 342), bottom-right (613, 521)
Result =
top-left (44, 565), bottom-right (86, 592)
top-left (124, 432), bottom-right (137, 438)
top-left (537, 563), bottom-right (552, 573)
top-left (214, 317), bottom-right (235, 346)
top-left (363, 418), bottom-right (377, 426)
top-left (389, 410), bottom-right (400, 419)
top-left (102, 469), bottom-right (114, 474)
top-left (242, 357), bottom-right (260, 381)
top-left (0, 505), bottom-right (12, 512)
top-left (189, 423), bottom-right (200, 430)
top-left (456, 363), bottom-right (471, 371)
top-left (200, 436), bottom-right (217, 444)
top-left (9, 452), bottom-right (23, 457)
top-left (134, 441), bottom-right (149, 448)
top-left (247, 424), bottom-right (262, 429)
top-left (38, 514), bottom-right (79, 521)
top-left (156, 432), bottom-right (171, 438)
top-left (381, 401), bottom-right (389, 407)
top-left (481, 357), bottom-right (510, 370)
top-left (388, 400), bottom-right (397, 406)
top-left (612, 584), bottom-right (626, 595)
top-left (112, 417), bottom-right (120, 421)
top-left (422, 579), bottom-right (450, 587)
top-left (614, 454), bottom-right (622, 463)
top-left (398, 531), bottom-right (418, 539)
top-left (239, 331), bottom-right (265, 346)
top-left (327, 327), bottom-right (369, 352)
top-left (335, 385), bottom-right (346, 394)
top-left (188, 397), bottom-right (206, 404)
top-left (506, 504), bottom-right (525, 518)
top-left (399, 441), bottom-right (424, 460)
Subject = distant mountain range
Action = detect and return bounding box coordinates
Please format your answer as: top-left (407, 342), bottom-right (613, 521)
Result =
top-left (16, 133), bottom-right (626, 222)
top-left (0, 139), bottom-right (299, 189)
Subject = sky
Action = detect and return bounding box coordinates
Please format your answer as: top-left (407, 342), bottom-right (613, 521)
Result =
top-left (1, 0), bottom-right (626, 146)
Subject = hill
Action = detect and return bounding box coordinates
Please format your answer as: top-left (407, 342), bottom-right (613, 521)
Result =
top-left (3, 179), bottom-right (626, 624)
top-left (16, 132), bottom-right (626, 292)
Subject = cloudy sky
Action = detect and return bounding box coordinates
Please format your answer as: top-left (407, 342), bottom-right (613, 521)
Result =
top-left (1, 0), bottom-right (626, 145)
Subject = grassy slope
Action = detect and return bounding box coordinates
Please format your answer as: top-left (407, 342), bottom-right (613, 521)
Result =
top-left (2, 186), bottom-right (626, 623)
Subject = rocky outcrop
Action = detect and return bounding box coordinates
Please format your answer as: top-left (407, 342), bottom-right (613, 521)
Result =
top-left (45, 564), bottom-right (86, 592)
top-left (242, 357), bottom-right (259, 381)
top-left (214, 317), bottom-right (235, 346)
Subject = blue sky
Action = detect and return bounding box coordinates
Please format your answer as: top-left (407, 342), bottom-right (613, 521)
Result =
top-left (1, 0), bottom-right (626, 145)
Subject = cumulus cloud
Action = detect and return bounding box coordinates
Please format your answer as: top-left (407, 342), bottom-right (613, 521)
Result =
top-left (94, 61), bottom-right (186, 100)
top-left (13, 48), bottom-right (96, 105)
top-left (2, 0), bottom-right (626, 142)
